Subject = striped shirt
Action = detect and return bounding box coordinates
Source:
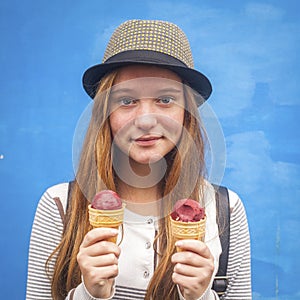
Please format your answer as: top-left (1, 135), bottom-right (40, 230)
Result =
top-left (26, 183), bottom-right (251, 300)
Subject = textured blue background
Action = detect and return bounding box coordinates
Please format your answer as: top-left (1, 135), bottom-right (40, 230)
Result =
top-left (1, 1), bottom-right (299, 299)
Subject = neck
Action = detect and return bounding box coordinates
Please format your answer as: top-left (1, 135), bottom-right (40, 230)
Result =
top-left (117, 180), bottom-right (161, 202)
top-left (116, 179), bottom-right (162, 216)
top-left (113, 147), bottom-right (167, 215)
top-left (113, 148), bottom-right (167, 192)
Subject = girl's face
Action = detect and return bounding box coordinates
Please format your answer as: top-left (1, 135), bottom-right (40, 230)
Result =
top-left (109, 65), bottom-right (185, 165)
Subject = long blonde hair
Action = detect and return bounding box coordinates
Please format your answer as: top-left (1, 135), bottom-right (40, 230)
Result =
top-left (47, 69), bottom-right (206, 300)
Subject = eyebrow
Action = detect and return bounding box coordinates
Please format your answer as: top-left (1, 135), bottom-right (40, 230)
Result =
top-left (110, 87), bottom-right (183, 95)
top-left (110, 88), bottom-right (134, 95)
top-left (156, 87), bottom-right (183, 93)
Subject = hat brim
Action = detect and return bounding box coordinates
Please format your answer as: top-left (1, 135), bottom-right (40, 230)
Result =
top-left (82, 50), bottom-right (212, 106)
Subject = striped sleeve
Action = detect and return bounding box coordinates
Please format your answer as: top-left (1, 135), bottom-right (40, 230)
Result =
top-left (26, 190), bottom-right (64, 300)
top-left (221, 195), bottom-right (252, 300)
top-left (26, 188), bottom-right (113, 300)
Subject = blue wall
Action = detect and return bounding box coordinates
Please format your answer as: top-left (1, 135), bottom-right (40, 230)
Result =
top-left (1, 1), bottom-right (299, 299)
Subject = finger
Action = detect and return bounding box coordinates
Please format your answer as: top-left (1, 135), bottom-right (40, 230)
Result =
top-left (173, 262), bottom-right (213, 279)
top-left (175, 240), bottom-right (212, 259)
top-left (89, 264), bottom-right (119, 281)
top-left (172, 250), bottom-right (203, 266)
top-left (172, 271), bottom-right (198, 289)
top-left (174, 263), bottom-right (197, 277)
top-left (82, 240), bottom-right (121, 258)
top-left (88, 253), bottom-right (119, 268)
top-left (81, 228), bottom-right (119, 248)
top-left (172, 272), bottom-right (210, 300)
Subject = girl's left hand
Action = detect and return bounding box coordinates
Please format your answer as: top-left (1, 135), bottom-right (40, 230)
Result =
top-left (171, 240), bottom-right (215, 300)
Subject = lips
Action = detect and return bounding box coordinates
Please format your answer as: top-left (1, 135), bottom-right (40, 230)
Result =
top-left (136, 135), bottom-right (160, 141)
top-left (134, 135), bottom-right (162, 146)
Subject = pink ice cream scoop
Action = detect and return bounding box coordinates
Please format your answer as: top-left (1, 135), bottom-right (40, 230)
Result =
top-left (91, 190), bottom-right (122, 210)
top-left (170, 199), bottom-right (205, 222)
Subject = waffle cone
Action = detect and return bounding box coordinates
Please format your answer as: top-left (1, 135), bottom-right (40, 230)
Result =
top-left (170, 216), bottom-right (206, 251)
top-left (88, 204), bottom-right (125, 244)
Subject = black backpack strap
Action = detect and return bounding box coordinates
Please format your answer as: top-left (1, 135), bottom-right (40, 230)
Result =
top-left (212, 184), bottom-right (230, 296)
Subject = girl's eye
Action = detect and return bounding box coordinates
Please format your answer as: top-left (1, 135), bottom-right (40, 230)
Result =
top-left (120, 97), bottom-right (136, 106)
top-left (157, 96), bottom-right (174, 105)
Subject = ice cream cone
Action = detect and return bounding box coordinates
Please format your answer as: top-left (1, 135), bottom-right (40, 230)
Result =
top-left (170, 216), bottom-right (206, 251)
top-left (88, 204), bottom-right (125, 243)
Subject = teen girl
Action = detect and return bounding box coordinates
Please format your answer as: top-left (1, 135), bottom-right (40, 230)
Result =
top-left (26, 20), bottom-right (251, 300)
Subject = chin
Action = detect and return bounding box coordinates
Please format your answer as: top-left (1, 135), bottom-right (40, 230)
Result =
top-left (132, 153), bottom-right (165, 165)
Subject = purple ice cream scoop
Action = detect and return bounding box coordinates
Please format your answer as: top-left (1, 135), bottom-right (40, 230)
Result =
top-left (170, 199), bottom-right (205, 222)
top-left (91, 190), bottom-right (122, 210)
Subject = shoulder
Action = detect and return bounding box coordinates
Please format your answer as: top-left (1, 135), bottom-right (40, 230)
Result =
top-left (32, 182), bottom-right (70, 232)
top-left (211, 183), bottom-right (245, 213)
top-left (46, 182), bottom-right (69, 200)
top-left (215, 185), bottom-right (249, 224)
top-left (44, 182), bottom-right (70, 213)
top-left (208, 182), bottom-right (246, 214)
top-left (226, 188), bottom-right (249, 230)
top-left (227, 188), bottom-right (242, 211)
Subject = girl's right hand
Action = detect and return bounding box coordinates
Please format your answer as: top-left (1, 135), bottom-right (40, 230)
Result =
top-left (77, 228), bottom-right (121, 299)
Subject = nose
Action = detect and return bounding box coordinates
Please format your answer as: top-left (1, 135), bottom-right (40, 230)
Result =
top-left (134, 101), bottom-right (157, 131)
top-left (134, 114), bottom-right (157, 131)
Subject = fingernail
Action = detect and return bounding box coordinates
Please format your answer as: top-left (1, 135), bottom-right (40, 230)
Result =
top-left (110, 229), bottom-right (118, 235)
top-left (175, 241), bottom-right (183, 247)
top-left (99, 280), bottom-right (106, 286)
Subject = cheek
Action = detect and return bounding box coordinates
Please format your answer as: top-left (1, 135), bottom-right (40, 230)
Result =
top-left (163, 110), bottom-right (184, 132)
top-left (174, 112), bottom-right (184, 129)
top-left (172, 122), bottom-right (184, 143)
top-left (160, 111), bottom-right (184, 142)
top-left (109, 113), bottom-right (128, 138)
top-left (109, 115), bottom-right (125, 150)
top-left (109, 113), bottom-right (135, 153)
top-left (109, 115), bottom-right (119, 138)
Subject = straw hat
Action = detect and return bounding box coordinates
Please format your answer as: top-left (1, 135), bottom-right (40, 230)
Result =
top-left (82, 19), bottom-right (212, 104)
